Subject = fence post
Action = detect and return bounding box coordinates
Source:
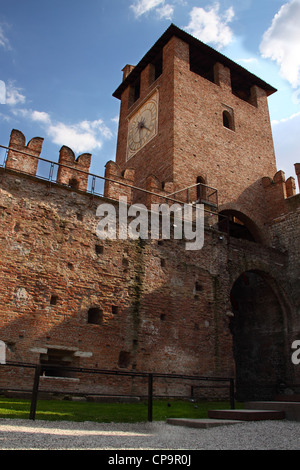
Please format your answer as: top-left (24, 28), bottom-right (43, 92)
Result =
top-left (230, 378), bottom-right (235, 409)
top-left (148, 373), bottom-right (153, 422)
top-left (29, 364), bottom-right (41, 420)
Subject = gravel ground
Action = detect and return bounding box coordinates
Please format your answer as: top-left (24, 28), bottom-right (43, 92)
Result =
top-left (0, 418), bottom-right (299, 450)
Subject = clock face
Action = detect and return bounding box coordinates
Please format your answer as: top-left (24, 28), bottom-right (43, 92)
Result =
top-left (127, 91), bottom-right (158, 160)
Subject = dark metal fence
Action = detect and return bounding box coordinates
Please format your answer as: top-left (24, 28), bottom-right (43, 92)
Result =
top-left (0, 143), bottom-right (230, 235)
top-left (0, 362), bottom-right (235, 421)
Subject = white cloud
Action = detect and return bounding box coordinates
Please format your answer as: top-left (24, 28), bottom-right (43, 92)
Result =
top-left (237, 58), bottom-right (258, 65)
top-left (271, 111), bottom-right (300, 188)
top-left (47, 120), bottom-right (112, 154)
top-left (0, 25), bottom-right (10, 49)
top-left (12, 108), bottom-right (113, 154)
top-left (131, 0), bottom-right (164, 17)
top-left (111, 115), bottom-right (120, 125)
top-left (157, 4), bottom-right (174, 20)
top-left (130, 0), bottom-right (174, 19)
top-left (185, 3), bottom-right (234, 49)
top-left (260, 0), bottom-right (300, 88)
top-left (0, 80), bottom-right (6, 104)
top-left (271, 110), bottom-right (300, 126)
top-left (31, 110), bottom-right (51, 124)
top-left (6, 82), bottom-right (26, 106)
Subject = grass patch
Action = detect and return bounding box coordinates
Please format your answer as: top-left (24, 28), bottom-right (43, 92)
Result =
top-left (0, 397), bottom-right (243, 423)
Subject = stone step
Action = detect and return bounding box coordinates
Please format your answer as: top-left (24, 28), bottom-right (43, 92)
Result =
top-left (208, 409), bottom-right (285, 421)
top-left (274, 395), bottom-right (300, 402)
top-left (166, 418), bottom-right (244, 429)
top-left (245, 401), bottom-right (300, 421)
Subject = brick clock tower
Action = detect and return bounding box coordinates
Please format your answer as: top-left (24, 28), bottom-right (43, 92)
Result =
top-left (113, 24), bottom-right (277, 232)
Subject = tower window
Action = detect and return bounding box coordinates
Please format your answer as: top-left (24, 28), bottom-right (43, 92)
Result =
top-left (149, 52), bottom-right (163, 85)
top-left (129, 77), bottom-right (140, 107)
top-left (190, 44), bottom-right (215, 83)
top-left (222, 110), bottom-right (234, 131)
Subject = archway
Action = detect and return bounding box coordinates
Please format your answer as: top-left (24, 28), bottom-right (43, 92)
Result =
top-left (229, 270), bottom-right (288, 400)
top-left (219, 209), bottom-right (263, 243)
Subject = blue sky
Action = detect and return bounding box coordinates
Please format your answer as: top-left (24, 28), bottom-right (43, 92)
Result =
top-left (0, 0), bottom-right (300, 185)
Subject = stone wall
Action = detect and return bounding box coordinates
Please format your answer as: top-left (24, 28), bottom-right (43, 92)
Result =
top-left (0, 160), bottom-right (298, 399)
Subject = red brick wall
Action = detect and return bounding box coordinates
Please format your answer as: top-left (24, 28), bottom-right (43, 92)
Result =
top-left (5, 129), bottom-right (44, 176)
top-left (0, 168), bottom-right (298, 397)
top-left (115, 35), bottom-right (277, 236)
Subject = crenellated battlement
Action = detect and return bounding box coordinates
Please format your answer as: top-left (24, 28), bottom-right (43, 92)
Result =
top-left (262, 165), bottom-right (300, 221)
top-left (57, 145), bottom-right (91, 192)
top-left (1, 128), bottom-right (299, 227)
top-left (3, 129), bottom-right (93, 193)
top-left (5, 129), bottom-right (44, 176)
top-left (104, 160), bottom-right (135, 203)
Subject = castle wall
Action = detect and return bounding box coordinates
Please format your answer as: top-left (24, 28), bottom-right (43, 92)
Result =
top-left (1, 24), bottom-right (299, 399)
top-left (0, 164), bottom-right (298, 398)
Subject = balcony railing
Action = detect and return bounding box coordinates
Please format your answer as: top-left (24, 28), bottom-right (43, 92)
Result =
top-left (0, 143), bottom-right (228, 234)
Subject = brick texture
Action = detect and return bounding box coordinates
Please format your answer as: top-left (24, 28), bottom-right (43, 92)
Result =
top-left (0, 25), bottom-right (299, 400)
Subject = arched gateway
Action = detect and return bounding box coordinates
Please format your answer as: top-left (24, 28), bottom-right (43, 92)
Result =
top-left (229, 270), bottom-right (292, 401)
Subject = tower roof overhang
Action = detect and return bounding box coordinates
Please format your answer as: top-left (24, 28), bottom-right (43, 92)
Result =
top-left (112, 24), bottom-right (277, 100)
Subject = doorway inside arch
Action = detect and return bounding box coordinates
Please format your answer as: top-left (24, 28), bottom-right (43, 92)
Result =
top-left (219, 210), bottom-right (263, 243)
top-left (229, 270), bottom-right (287, 401)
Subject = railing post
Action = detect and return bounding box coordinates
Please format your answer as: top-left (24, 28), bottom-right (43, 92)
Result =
top-left (230, 378), bottom-right (235, 409)
top-left (29, 364), bottom-right (41, 420)
top-left (49, 162), bottom-right (55, 182)
top-left (148, 373), bottom-right (153, 422)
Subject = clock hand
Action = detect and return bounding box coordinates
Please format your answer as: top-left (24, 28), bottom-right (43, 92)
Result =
top-left (138, 122), bottom-right (151, 132)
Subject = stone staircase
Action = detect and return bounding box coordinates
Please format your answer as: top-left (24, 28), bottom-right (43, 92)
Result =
top-left (166, 395), bottom-right (300, 429)
top-left (244, 396), bottom-right (300, 422)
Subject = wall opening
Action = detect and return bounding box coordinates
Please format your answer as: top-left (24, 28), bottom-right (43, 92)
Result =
top-left (229, 270), bottom-right (287, 400)
top-left (129, 77), bottom-right (141, 107)
top-left (88, 307), bottom-right (103, 325)
top-left (112, 305), bottom-right (118, 315)
top-left (95, 244), bottom-right (104, 255)
top-left (219, 210), bottom-right (262, 243)
top-left (68, 178), bottom-right (79, 190)
top-left (118, 351), bottom-right (131, 368)
top-left (231, 70), bottom-right (252, 104)
top-left (149, 52), bottom-right (163, 85)
top-left (189, 44), bottom-right (215, 83)
top-left (50, 295), bottom-right (58, 306)
top-left (222, 109), bottom-right (234, 131)
top-left (40, 348), bottom-right (78, 378)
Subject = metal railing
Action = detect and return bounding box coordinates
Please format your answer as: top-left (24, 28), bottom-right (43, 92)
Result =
top-left (166, 183), bottom-right (218, 208)
top-left (0, 362), bottom-right (235, 421)
top-left (0, 144), bottom-right (228, 234)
